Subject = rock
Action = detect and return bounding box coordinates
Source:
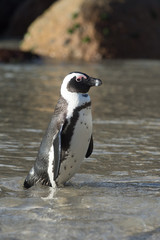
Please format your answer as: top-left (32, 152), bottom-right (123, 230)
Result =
top-left (0, 0), bottom-right (24, 36)
top-left (21, 0), bottom-right (160, 60)
top-left (0, 48), bottom-right (40, 63)
top-left (4, 0), bottom-right (56, 38)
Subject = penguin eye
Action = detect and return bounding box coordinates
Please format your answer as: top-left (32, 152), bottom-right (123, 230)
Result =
top-left (76, 76), bottom-right (85, 82)
top-left (76, 77), bottom-right (82, 82)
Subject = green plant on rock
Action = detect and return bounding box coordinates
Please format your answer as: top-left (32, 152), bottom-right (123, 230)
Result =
top-left (67, 12), bottom-right (81, 35)
top-left (24, 32), bottom-right (30, 39)
top-left (72, 12), bottom-right (79, 19)
top-left (100, 12), bottom-right (109, 20)
top-left (67, 28), bottom-right (75, 34)
top-left (74, 23), bottom-right (81, 29)
top-left (67, 23), bottom-right (81, 34)
top-left (82, 36), bottom-right (91, 43)
top-left (103, 27), bottom-right (110, 36)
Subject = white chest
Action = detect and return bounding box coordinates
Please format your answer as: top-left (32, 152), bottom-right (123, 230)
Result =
top-left (56, 106), bottom-right (92, 186)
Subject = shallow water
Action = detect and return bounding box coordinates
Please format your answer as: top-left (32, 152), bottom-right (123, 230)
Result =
top-left (0, 60), bottom-right (160, 240)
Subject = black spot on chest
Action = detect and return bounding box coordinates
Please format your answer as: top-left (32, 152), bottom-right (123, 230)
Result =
top-left (61, 102), bottom-right (91, 153)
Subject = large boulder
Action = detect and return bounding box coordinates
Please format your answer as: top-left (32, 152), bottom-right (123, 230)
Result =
top-left (21, 0), bottom-right (160, 60)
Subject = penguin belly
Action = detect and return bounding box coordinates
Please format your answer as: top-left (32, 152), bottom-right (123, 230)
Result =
top-left (56, 107), bottom-right (92, 186)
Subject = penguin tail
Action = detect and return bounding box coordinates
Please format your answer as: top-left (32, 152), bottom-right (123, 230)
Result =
top-left (23, 167), bottom-right (37, 189)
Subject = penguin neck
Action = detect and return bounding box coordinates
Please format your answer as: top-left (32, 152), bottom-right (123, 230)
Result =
top-left (61, 91), bottom-right (91, 119)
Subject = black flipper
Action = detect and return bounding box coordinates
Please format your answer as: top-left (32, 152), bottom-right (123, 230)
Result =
top-left (85, 135), bottom-right (93, 158)
top-left (23, 97), bottom-right (67, 189)
top-left (53, 125), bottom-right (63, 181)
top-left (23, 125), bottom-right (63, 189)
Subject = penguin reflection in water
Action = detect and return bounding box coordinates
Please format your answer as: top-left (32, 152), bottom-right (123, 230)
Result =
top-left (24, 72), bottom-right (102, 189)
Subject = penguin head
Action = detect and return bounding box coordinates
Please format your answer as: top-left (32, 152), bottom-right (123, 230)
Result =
top-left (61, 72), bottom-right (102, 95)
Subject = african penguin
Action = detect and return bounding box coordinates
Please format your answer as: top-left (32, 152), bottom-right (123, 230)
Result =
top-left (24, 72), bottom-right (102, 188)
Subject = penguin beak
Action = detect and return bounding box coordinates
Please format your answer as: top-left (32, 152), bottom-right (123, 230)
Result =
top-left (88, 77), bottom-right (102, 87)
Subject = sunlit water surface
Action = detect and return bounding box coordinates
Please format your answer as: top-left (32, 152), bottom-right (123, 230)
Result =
top-left (0, 60), bottom-right (160, 240)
